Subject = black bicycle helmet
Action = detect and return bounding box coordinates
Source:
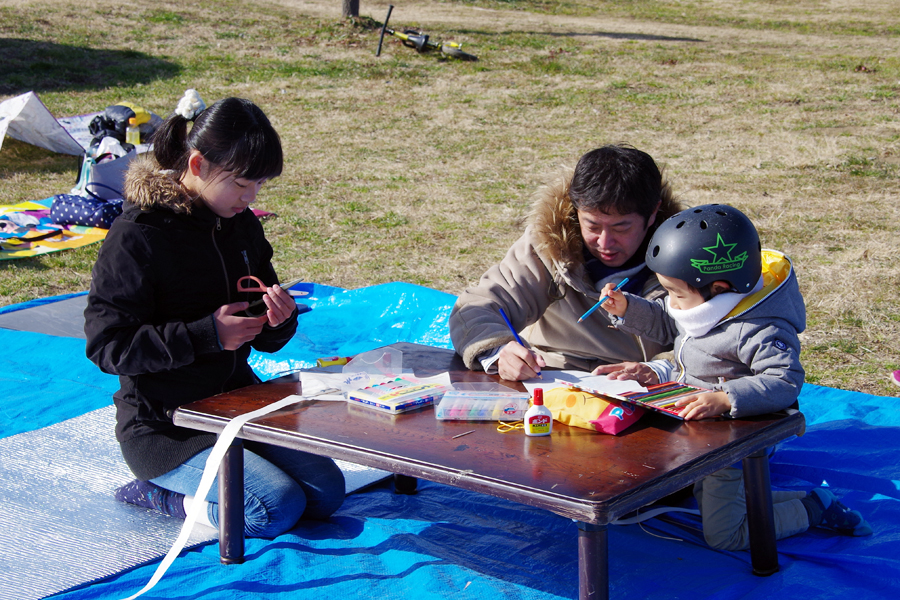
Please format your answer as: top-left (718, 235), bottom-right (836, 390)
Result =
top-left (645, 204), bottom-right (762, 291)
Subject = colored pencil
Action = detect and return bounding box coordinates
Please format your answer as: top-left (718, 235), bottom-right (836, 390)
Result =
top-left (578, 277), bottom-right (630, 323)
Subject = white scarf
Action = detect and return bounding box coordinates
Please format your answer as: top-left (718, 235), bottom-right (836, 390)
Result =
top-left (666, 276), bottom-right (764, 337)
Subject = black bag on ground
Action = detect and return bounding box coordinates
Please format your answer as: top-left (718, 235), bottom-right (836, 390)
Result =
top-left (88, 103), bottom-right (156, 147)
top-left (88, 115), bottom-right (125, 146)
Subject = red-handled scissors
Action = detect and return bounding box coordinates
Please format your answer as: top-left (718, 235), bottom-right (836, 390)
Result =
top-left (237, 276), bottom-right (307, 315)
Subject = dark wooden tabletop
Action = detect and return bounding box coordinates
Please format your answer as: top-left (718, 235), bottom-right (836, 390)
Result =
top-left (174, 342), bottom-right (805, 524)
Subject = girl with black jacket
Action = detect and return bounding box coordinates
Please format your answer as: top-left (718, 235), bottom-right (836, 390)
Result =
top-left (84, 95), bottom-right (344, 537)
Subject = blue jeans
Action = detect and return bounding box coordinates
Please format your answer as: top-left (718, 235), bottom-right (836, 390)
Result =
top-left (151, 441), bottom-right (345, 538)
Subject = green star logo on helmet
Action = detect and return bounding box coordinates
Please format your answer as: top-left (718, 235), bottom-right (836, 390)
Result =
top-left (690, 234), bottom-right (748, 275)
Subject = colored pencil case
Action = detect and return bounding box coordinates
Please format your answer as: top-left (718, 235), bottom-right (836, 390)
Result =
top-left (346, 377), bottom-right (450, 415)
top-left (542, 387), bottom-right (644, 435)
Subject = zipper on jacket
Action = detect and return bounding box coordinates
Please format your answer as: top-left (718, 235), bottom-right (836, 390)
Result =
top-left (675, 335), bottom-right (689, 383)
top-left (210, 218), bottom-right (239, 390)
top-left (635, 335), bottom-right (648, 362)
top-left (211, 223), bottom-right (230, 304)
top-left (241, 250), bottom-right (251, 277)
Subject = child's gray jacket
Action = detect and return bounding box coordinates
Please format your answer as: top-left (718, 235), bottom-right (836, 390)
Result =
top-left (614, 250), bottom-right (805, 418)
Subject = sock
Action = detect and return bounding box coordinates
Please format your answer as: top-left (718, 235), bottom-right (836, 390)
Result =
top-left (804, 488), bottom-right (873, 537)
top-left (800, 493), bottom-right (824, 527)
top-left (115, 479), bottom-right (187, 519)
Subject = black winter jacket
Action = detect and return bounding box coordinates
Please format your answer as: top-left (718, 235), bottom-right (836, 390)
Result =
top-left (84, 158), bottom-right (298, 480)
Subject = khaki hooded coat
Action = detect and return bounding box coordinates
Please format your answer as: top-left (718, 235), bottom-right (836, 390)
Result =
top-left (450, 167), bottom-right (683, 372)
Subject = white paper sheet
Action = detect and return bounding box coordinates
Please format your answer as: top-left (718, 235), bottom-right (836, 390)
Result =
top-left (298, 370), bottom-right (452, 401)
top-left (521, 370), bottom-right (647, 397)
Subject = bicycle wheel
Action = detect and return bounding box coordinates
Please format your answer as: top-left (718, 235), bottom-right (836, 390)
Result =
top-left (441, 44), bottom-right (478, 61)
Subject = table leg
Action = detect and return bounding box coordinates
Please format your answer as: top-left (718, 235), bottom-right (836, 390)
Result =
top-left (393, 473), bottom-right (418, 494)
top-left (577, 521), bottom-right (608, 600)
top-left (219, 436), bottom-right (245, 564)
top-left (742, 447), bottom-right (779, 576)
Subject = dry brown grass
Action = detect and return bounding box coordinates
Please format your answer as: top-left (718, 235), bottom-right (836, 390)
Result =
top-left (1, 0), bottom-right (898, 395)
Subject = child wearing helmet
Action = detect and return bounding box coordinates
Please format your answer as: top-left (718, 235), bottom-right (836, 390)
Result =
top-left (596, 203), bottom-right (871, 551)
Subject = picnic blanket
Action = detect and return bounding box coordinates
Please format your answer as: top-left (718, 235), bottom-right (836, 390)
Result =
top-left (1, 91), bottom-right (140, 259)
top-left (0, 198), bottom-right (109, 259)
top-left (0, 283), bottom-right (897, 600)
top-left (0, 199), bottom-right (278, 260)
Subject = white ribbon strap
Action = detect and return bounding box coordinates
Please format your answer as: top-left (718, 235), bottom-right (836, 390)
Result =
top-left (121, 393), bottom-right (311, 600)
top-left (611, 506), bottom-right (700, 525)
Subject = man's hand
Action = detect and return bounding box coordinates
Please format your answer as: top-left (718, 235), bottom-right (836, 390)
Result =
top-left (592, 361), bottom-right (659, 386)
top-left (675, 391), bottom-right (732, 420)
top-left (497, 341), bottom-right (546, 381)
top-left (213, 302), bottom-right (267, 351)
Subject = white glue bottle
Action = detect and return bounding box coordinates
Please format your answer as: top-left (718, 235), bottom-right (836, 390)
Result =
top-left (524, 388), bottom-right (552, 436)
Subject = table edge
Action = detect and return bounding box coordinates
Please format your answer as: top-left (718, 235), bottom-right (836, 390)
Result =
top-left (174, 407), bottom-right (805, 524)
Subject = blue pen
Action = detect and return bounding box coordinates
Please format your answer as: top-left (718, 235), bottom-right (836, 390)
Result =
top-left (498, 307), bottom-right (542, 378)
top-left (577, 277), bottom-right (630, 323)
top-left (498, 307), bottom-right (524, 346)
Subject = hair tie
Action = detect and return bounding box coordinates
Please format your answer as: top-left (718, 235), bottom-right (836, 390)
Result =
top-left (175, 89), bottom-right (206, 121)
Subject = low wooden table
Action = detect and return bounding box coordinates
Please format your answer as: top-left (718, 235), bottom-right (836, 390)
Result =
top-left (174, 342), bottom-right (805, 600)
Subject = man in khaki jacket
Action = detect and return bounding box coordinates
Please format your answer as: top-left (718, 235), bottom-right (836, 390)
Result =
top-left (450, 145), bottom-right (684, 381)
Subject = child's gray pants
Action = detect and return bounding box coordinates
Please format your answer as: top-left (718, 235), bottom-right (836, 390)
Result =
top-left (694, 465), bottom-right (809, 551)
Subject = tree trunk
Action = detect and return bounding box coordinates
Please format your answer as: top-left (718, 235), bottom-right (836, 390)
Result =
top-left (341, 0), bottom-right (359, 18)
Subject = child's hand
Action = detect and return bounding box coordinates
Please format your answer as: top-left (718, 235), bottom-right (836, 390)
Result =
top-left (675, 391), bottom-right (732, 420)
top-left (213, 302), bottom-right (267, 350)
top-left (592, 361), bottom-right (660, 386)
top-left (599, 282), bottom-right (628, 318)
top-left (260, 283), bottom-right (297, 328)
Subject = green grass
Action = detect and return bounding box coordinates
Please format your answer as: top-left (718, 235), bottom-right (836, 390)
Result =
top-left (452, 0), bottom-right (900, 36)
top-left (2, 0), bottom-right (899, 395)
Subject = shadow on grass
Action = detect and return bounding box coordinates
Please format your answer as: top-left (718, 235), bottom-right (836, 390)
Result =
top-left (0, 38), bottom-right (180, 95)
top-left (0, 138), bottom-right (79, 177)
top-left (453, 28), bottom-right (704, 43)
top-left (549, 30), bottom-right (704, 42)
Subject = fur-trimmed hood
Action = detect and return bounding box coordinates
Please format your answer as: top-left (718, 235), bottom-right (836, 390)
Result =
top-left (525, 165), bottom-right (683, 270)
top-left (450, 165), bottom-right (682, 372)
top-left (123, 154), bottom-right (195, 214)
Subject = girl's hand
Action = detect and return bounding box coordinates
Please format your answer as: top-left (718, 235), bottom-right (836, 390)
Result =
top-left (592, 361), bottom-right (660, 386)
top-left (675, 391), bottom-right (732, 421)
top-left (260, 283), bottom-right (297, 327)
top-left (599, 283), bottom-right (628, 318)
top-left (213, 302), bottom-right (267, 350)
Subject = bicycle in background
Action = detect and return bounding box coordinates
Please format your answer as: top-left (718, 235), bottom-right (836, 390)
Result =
top-left (375, 5), bottom-right (477, 62)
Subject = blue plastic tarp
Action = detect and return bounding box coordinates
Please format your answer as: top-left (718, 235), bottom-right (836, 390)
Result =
top-left (0, 283), bottom-right (896, 599)
top-left (1, 282), bottom-right (454, 439)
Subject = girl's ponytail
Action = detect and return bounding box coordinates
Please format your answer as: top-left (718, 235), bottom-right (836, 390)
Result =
top-left (149, 114), bottom-right (192, 175)
top-left (147, 94), bottom-right (282, 182)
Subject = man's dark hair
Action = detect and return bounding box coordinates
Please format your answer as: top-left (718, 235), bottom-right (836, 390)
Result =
top-left (568, 144), bottom-right (662, 223)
